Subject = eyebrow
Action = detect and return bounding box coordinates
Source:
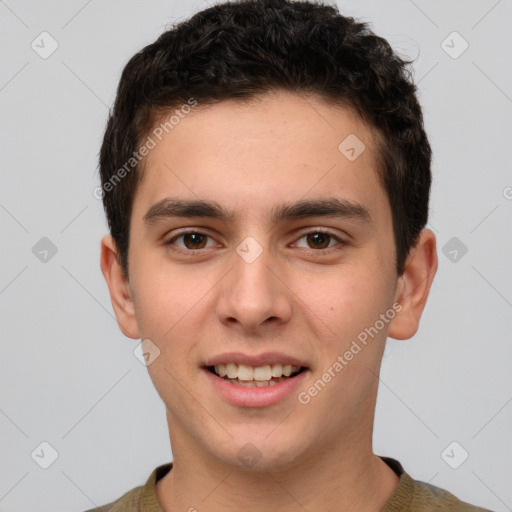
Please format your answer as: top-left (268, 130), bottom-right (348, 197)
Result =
top-left (143, 196), bottom-right (373, 226)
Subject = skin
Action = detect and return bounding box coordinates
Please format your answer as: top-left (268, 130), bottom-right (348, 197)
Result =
top-left (101, 90), bottom-right (438, 512)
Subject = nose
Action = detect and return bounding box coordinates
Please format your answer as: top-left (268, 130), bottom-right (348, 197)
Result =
top-left (215, 242), bottom-right (293, 335)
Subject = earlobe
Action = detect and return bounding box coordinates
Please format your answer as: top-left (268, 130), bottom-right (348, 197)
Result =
top-left (387, 229), bottom-right (438, 340)
top-left (100, 235), bottom-right (140, 339)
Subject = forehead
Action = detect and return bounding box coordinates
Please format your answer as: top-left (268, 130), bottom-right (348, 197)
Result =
top-left (133, 91), bottom-right (389, 227)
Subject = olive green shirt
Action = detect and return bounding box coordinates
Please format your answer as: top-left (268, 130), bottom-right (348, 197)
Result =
top-left (84, 456), bottom-right (494, 512)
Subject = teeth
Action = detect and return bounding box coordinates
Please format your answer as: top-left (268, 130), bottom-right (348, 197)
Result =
top-left (253, 365), bottom-right (271, 381)
top-left (226, 378), bottom-right (283, 387)
top-left (217, 363), bottom-right (227, 377)
top-left (226, 363), bottom-right (237, 379)
top-left (282, 364), bottom-right (292, 377)
top-left (213, 363), bottom-right (302, 381)
top-left (237, 364), bottom-right (254, 381)
top-left (271, 363), bottom-right (283, 377)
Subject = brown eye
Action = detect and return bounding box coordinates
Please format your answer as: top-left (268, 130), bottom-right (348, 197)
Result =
top-left (306, 232), bottom-right (332, 249)
top-left (293, 230), bottom-right (347, 252)
top-left (166, 231), bottom-right (217, 251)
top-left (182, 233), bottom-right (207, 249)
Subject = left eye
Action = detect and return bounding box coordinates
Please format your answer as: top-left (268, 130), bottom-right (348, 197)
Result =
top-left (294, 231), bottom-right (343, 250)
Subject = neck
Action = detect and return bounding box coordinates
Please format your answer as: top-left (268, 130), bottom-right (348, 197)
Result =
top-left (156, 422), bottom-right (399, 512)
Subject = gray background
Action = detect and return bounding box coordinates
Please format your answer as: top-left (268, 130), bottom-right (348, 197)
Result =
top-left (1, 0), bottom-right (511, 511)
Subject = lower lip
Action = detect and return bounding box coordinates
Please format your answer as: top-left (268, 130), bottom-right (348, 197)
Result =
top-left (202, 368), bottom-right (308, 408)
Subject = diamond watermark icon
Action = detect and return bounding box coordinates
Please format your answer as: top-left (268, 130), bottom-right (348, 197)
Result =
top-left (442, 236), bottom-right (468, 263)
top-left (31, 441), bottom-right (59, 469)
top-left (134, 339), bottom-right (161, 366)
top-left (441, 441), bottom-right (469, 469)
top-left (338, 134), bottom-right (365, 161)
top-left (236, 236), bottom-right (263, 264)
top-left (31, 31), bottom-right (59, 59)
top-left (441, 31), bottom-right (469, 59)
top-left (237, 442), bottom-right (262, 468)
top-left (32, 237), bottom-right (58, 263)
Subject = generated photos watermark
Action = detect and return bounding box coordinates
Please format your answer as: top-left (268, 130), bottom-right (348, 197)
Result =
top-left (93, 98), bottom-right (198, 199)
top-left (297, 301), bottom-right (402, 405)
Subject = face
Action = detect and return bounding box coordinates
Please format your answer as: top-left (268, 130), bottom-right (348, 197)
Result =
top-left (102, 90), bottom-right (436, 472)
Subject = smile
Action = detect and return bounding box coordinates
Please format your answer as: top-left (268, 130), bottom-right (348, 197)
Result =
top-left (208, 363), bottom-right (305, 387)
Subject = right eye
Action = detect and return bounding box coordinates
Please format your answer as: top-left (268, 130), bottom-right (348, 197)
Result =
top-left (164, 231), bottom-right (220, 252)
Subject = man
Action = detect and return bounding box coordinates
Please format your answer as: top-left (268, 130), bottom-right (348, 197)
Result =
top-left (90, 0), bottom-right (493, 510)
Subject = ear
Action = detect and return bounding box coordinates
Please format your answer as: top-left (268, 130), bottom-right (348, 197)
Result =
top-left (100, 235), bottom-right (140, 339)
top-left (387, 229), bottom-right (438, 340)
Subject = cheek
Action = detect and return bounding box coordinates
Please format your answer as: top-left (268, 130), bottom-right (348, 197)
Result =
top-left (295, 260), bottom-right (392, 344)
top-left (130, 256), bottom-right (221, 359)
top-left (129, 258), bottom-right (188, 341)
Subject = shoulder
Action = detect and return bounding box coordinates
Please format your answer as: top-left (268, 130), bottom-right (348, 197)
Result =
top-left (408, 477), bottom-right (494, 512)
top-left (82, 484), bottom-right (144, 512)
top-left (380, 456), bottom-right (494, 512)
top-left (81, 462), bottom-right (172, 512)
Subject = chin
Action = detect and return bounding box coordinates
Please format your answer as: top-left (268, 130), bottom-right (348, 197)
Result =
top-left (208, 430), bottom-right (312, 473)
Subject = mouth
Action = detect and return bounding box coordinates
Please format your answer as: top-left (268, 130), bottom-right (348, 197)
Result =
top-left (206, 363), bottom-right (307, 387)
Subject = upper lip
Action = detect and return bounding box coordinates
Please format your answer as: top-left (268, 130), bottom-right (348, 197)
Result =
top-left (203, 351), bottom-right (308, 368)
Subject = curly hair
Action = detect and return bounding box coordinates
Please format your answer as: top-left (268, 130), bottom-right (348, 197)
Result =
top-left (99, 0), bottom-right (431, 277)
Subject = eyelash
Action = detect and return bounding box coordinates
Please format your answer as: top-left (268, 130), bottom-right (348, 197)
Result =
top-left (164, 229), bottom-right (347, 254)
